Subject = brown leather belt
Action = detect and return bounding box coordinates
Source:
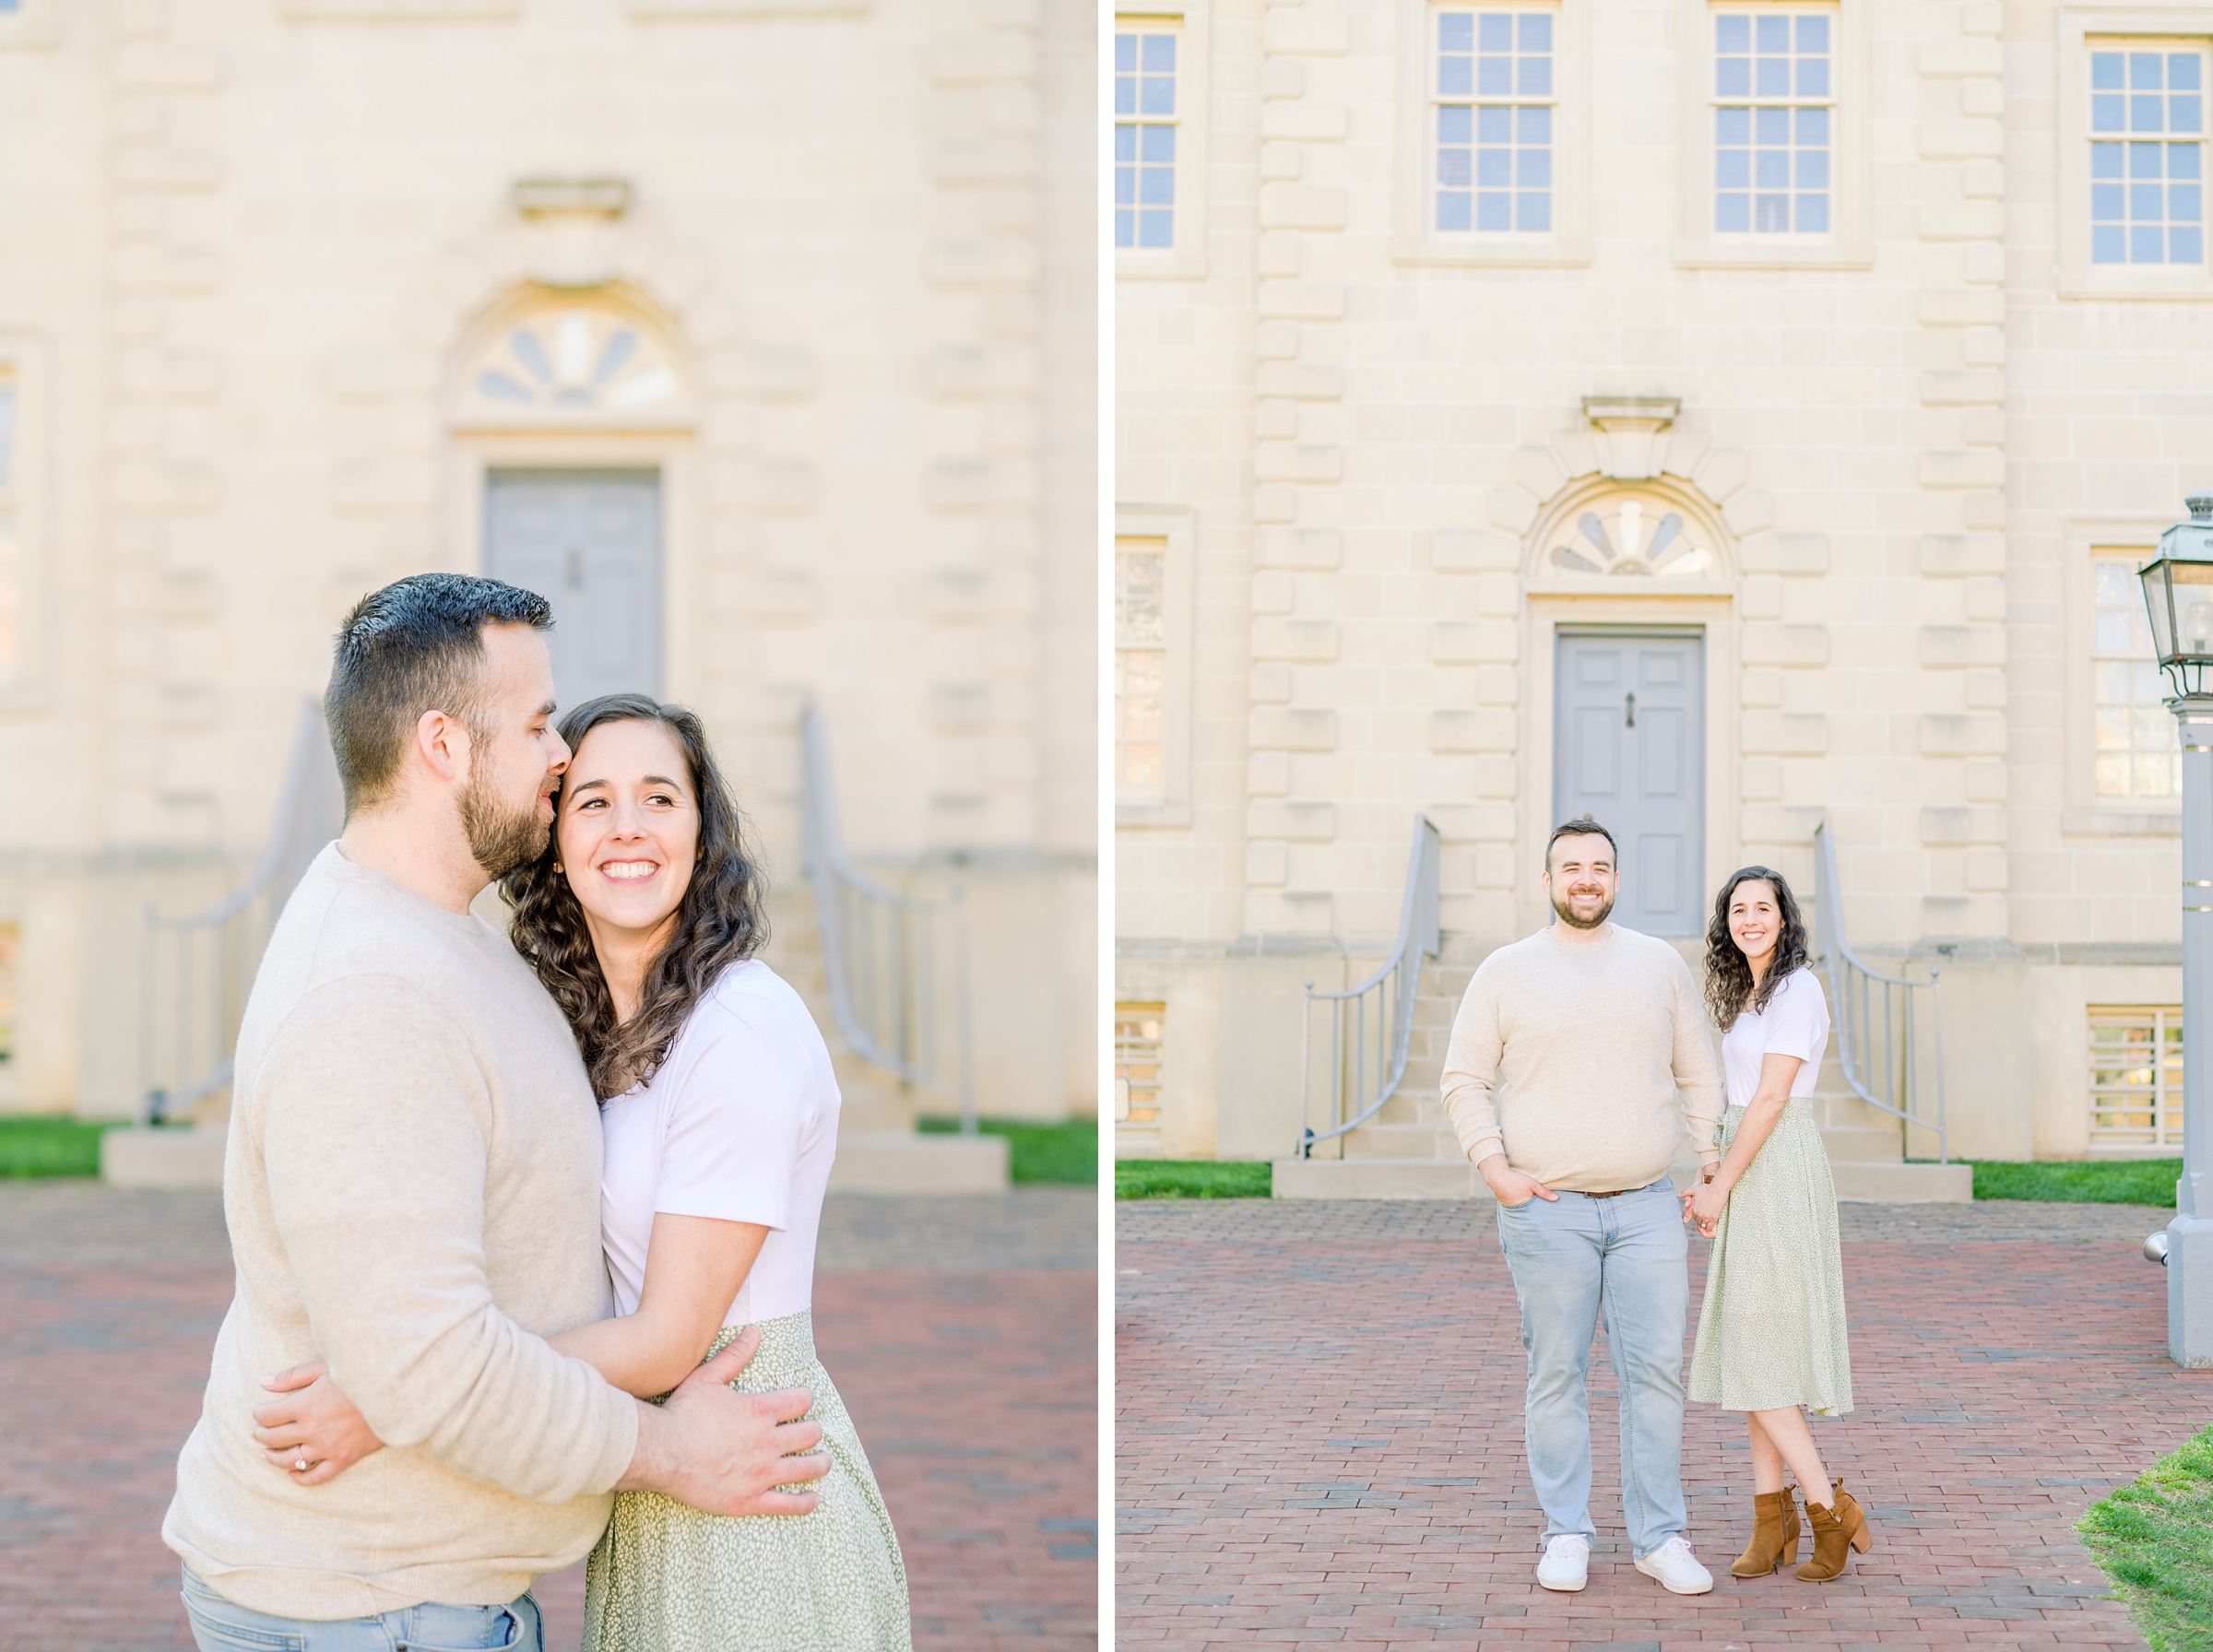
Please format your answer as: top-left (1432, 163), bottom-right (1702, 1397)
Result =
top-left (1580, 1188), bottom-right (1633, 1198)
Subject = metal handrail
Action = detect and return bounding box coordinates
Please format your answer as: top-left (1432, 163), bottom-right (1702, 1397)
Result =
top-left (798, 702), bottom-right (976, 1134)
top-left (137, 699), bottom-right (343, 1125)
top-left (1812, 820), bottom-right (1949, 1163)
top-left (1298, 815), bottom-right (1442, 1156)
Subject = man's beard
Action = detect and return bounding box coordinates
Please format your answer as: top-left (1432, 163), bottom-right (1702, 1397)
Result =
top-left (1551, 888), bottom-right (1615, 930)
top-left (461, 769), bottom-right (551, 879)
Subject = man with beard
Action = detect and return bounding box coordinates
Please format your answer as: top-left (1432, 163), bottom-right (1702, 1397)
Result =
top-left (165, 575), bottom-right (829, 1649)
top-left (1440, 817), bottom-right (1724, 1599)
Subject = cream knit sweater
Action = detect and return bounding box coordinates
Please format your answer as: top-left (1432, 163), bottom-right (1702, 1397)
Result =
top-left (164, 844), bottom-right (638, 1619)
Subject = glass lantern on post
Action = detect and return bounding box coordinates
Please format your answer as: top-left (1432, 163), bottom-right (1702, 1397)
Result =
top-left (2141, 495), bottom-right (2213, 698)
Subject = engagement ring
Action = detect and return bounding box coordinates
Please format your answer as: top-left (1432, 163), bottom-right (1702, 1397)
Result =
top-left (294, 1457), bottom-right (309, 1472)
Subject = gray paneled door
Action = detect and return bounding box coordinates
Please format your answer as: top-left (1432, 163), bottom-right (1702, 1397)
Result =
top-left (484, 469), bottom-right (663, 712)
top-left (1553, 631), bottom-right (1705, 937)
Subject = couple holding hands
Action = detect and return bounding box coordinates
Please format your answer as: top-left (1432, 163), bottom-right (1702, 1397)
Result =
top-left (1443, 818), bottom-right (1876, 1598)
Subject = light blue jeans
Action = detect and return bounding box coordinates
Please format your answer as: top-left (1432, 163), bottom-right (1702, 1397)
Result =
top-left (182, 1566), bottom-right (542, 1652)
top-left (1493, 1176), bottom-right (1690, 1560)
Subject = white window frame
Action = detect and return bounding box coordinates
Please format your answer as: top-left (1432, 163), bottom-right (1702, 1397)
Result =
top-left (2088, 1004), bottom-right (2184, 1154)
top-left (1115, 505), bottom-right (1195, 826)
top-left (0, 0), bottom-right (53, 48)
top-left (1395, 0), bottom-right (1587, 266)
top-left (0, 337), bottom-right (50, 709)
top-left (2058, 11), bottom-right (2213, 300)
top-left (1116, 5), bottom-right (1211, 282)
top-left (2062, 518), bottom-right (2184, 834)
top-left (1675, 0), bottom-right (1869, 268)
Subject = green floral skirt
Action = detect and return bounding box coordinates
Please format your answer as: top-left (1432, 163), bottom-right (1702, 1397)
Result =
top-left (583, 1310), bottom-right (912, 1652)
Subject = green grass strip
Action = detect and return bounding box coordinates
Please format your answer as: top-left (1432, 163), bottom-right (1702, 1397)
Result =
top-left (1968, 1159), bottom-right (2180, 1207)
top-left (0, 1115), bottom-right (124, 1179)
top-left (917, 1115), bottom-right (1096, 1185)
top-left (2079, 1424), bottom-right (2213, 1649)
top-left (1115, 1159), bottom-right (1272, 1199)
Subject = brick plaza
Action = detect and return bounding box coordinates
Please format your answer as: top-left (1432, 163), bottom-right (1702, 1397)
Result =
top-left (0, 1183), bottom-right (1096, 1652)
top-left (1117, 1198), bottom-right (2209, 1649)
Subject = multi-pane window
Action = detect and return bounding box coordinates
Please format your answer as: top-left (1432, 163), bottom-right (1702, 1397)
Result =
top-left (1115, 29), bottom-right (1178, 250)
top-left (2089, 1007), bottom-right (2183, 1152)
top-left (2090, 45), bottom-right (2205, 265)
top-left (2092, 555), bottom-right (2181, 798)
top-left (1115, 1002), bottom-right (1166, 1129)
top-left (1434, 9), bottom-right (1553, 233)
top-left (1116, 538), bottom-right (1167, 795)
top-left (1714, 11), bottom-right (1831, 233)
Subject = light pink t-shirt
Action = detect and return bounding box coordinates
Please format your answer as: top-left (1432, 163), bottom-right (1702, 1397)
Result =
top-left (1720, 965), bottom-right (1830, 1110)
top-left (598, 959), bottom-right (841, 1326)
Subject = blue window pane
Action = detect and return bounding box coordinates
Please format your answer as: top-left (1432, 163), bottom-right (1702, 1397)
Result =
top-left (2135, 223), bottom-right (2167, 261)
top-left (1799, 16), bottom-right (1828, 53)
top-left (1716, 15), bottom-right (1748, 53)
top-left (1438, 12), bottom-right (1473, 51)
top-left (2172, 183), bottom-right (2202, 222)
top-left (1521, 13), bottom-right (1551, 50)
top-left (1755, 194), bottom-right (1790, 231)
top-left (1798, 106), bottom-right (1829, 145)
top-left (1115, 165), bottom-right (1135, 205)
top-left (1520, 105), bottom-right (1551, 143)
top-left (1143, 34), bottom-right (1176, 72)
top-left (1757, 56), bottom-right (1790, 96)
top-left (1115, 77), bottom-right (1135, 115)
top-left (1717, 107), bottom-right (1750, 145)
top-left (1477, 56), bottom-right (1513, 95)
top-left (1799, 59), bottom-right (1830, 97)
top-left (1518, 193), bottom-right (1552, 231)
top-left (1798, 149), bottom-right (1829, 188)
top-left (1717, 192), bottom-right (1750, 231)
top-left (1138, 209), bottom-right (1173, 248)
top-left (1438, 191), bottom-right (1472, 231)
top-left (2133, 52), bottom-right (2164, 89)
top-left (1141, 78), bottom-right (1175, 115)
top-left (2174, 224), bottom-right (2205, 262)
top-left (2135, 95), bottom-right (2166, 133)
top-left (2092, 183), bottom-right (2124, 220)
top-left (1139, 168), bottom-right (1175, 206)
top-left (1476, 147), bottom-right (1510, 186)
top-left (1438, 57), bottom-right (1473, 96)
top-left (1478, 106), bottom-right (1512, 142)
top-left (2133, 142), bottom-right (2166, 178)
top-left (2094, 96), bottom-right (2125, 132)
top-left (1478, 12), bottom-right (1512, 50)
top-left (2176, 96), bottom-right (2204, 135)
top-left (1756, 107), bottom-right (1790, 144)
top-left (2133, 182), bottom-right (2166, 218)
top-left (1115, 124), bottom-right (1136, 161)
top-left (1439, 105), bottom-right (1472, 143)
top-left (2092, 142), bottom-right (2125, 179)
top-left (2092, 53), bottom-right (2125, 90)
top-left (1756, 148), bottom-right (1790, 188)
top-left (1141, 124), bottom-right (1175, 162)
top-left (1717, 149), bottom-right (1749, 188)
top-left (2175, 144), bottom-right (2204, 180)
top-left (1756, 14), bottom-right (1788, 52)
top-left (1797, 193), bottom-right (1829, 232)
top-left (1438, 148), bottom-right (1473, 187)
top-left (1115, 207), bottom-right (1133, 247)
top-left (1476, 192), bottom-right (1511, 230)
top-left (1521, 57), bottom-right (1552, 97)
top-left (1115, 34), bottom-right (1136, 71)
top-left (1519, 148), bottom-right (1550, 187)
top-left (2094, 223), bottom-right (2126, 262)
top-left (1716, 58), bottom-right (1750, 97)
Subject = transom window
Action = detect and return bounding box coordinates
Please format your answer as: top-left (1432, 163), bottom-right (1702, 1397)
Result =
top-left (1116, 538), bottom-right (1167, 795)
top-left (2092, 554), bottom-right (2181, 798)
top-left (2090, 44), bottom-right (2206, 265)
top-left (1433, 8), bottom-right (1554, 233)
top-left (2089, 1006), bottom-right (2183, 1153)
top-left (1115, 28), bottom-right (1178, 250)
top-left (1714, 10), bottom-right (1831, 233)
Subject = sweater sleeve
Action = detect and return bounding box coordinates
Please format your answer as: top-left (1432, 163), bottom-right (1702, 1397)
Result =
top-left (1440, 965), bottom-right (1507, 1166)
top-left (1671, 955), bottom-right (1725, 1166)
top-left (259, 976), bottom-right (638, 1504)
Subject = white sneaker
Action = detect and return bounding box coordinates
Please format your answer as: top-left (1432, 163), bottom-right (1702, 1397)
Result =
top-left (1535, 1533), bottom-right (1591, 1591)
top-left (1634, 1534), bottom-right (1715, 1595)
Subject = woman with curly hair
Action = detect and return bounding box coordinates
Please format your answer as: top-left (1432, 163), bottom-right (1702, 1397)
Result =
top-left (1683, 866), bottom-right (1873, 1585)
top-left (248, 693), bottom-right (911, 1652)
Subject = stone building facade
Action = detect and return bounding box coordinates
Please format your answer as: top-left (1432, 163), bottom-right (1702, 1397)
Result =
top-left (0, 0), bottom-right (1097, 1125)
top-left (1116, 0), bottom-right (2213, 1178)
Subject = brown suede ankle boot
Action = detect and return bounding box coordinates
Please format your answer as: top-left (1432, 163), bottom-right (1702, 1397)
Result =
top-left (1729, 1487), bottom-right (1801, 1576)
top-left (1795, 1480), bottom-right (1874, 1581)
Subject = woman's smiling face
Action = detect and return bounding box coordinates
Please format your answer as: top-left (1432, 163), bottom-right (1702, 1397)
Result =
top-left (555, 717), bottom-right (700, 938)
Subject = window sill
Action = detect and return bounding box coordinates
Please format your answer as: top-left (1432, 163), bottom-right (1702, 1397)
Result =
top-left (1675, 236), bottom-right (1874, 271)
top-left (1118, 248), bottom-right (1208, 283)
top-left (2062, 807), bottom-right (2183, 837)
top-left (2059, 269), bottom-right (2213, 302)
top-left (1391, 232), bottom-right (1591, 269)
top-left (1118, 800), bottom-right (1194, 829)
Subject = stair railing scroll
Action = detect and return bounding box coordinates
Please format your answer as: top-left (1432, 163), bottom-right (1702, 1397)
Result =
top-left (1297, 815), bottom-right (1443, 1158)
top-left (137, 698), bottom-right (345, 1126)
top-left (1812, 820), bottom-right (1950, 1164)
top-left (799, 702), bottom-right (977, 1135)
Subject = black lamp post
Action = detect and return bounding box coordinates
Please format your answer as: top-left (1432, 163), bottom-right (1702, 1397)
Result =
top-left (2139, 493), bottom-right (2213, 1367)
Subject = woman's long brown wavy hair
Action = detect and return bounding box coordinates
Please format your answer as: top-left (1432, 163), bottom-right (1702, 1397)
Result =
top-left (1702, 864), bottom-right (1811, 1031)
top-left (503, 693), bottom-right (770, 1101)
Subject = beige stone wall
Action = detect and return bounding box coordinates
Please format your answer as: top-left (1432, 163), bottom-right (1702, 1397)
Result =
top-left (0, 0), bottom-right (1096, 1121)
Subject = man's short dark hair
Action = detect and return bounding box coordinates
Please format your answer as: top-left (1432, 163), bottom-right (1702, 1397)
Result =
top-left (325, 573), bottom-right (553, 815)
top-left (1545, 816), bottom-right (1617, 870)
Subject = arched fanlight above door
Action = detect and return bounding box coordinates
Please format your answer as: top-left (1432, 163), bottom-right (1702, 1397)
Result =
top-left (450, 289), bottom-right (695, 429)
top-left (1524, 479), bottom-right (1735, 592)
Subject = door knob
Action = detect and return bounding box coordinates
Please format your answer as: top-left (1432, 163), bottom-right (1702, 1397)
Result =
top-left (1625, 691), bottom-right (1636, 728)
top-left (564, 548), bottom-right (584, 590)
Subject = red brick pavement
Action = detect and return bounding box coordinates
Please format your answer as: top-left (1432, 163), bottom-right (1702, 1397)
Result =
top-left (0, 1187), bottom-right (1095, 1652)
top-left (1116, 1198), bottom-right (2211, 1649)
